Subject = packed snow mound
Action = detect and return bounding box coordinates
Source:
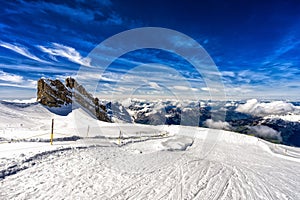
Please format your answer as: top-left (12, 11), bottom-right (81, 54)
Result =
top-left (161, 136), bottom-right (194, 151)
top-left (236, 99), bottom-right (300, 116)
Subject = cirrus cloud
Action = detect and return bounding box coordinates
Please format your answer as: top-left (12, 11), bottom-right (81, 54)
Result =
top-left (0, 41), bottom-right (49, 63)
top-left (38, 43), bottom-right (91, 67)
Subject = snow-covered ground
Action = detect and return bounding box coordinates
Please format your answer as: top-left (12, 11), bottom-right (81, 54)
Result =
top-left (0, 101), bottom-right (299, 199)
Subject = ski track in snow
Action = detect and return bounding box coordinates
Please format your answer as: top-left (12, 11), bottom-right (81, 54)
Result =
top-left (0, 102), bottom-right (299, 199)
top-left (0, 136), bottom-right (299, 200)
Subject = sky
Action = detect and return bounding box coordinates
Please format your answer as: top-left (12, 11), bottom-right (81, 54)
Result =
top-left (0, 0), bottom-right (300, 100)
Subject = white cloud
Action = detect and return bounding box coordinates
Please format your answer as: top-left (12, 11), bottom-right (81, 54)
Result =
top-left (200, 87), bottom-right (218, 92)
top-left (237, 70), bottom-right (268, 83)
top-left (173, 85), bottom-right (198, 91)
top-left (149, 82), bottom-right (161, 89)
top-left (0, 81), bottom-right (36, 89)
top-left (105, 12), bottom-right (123, 25)
top-left (221, 71), bottom-right (235, 77)
top-left (236, 99), bottom-right (298, 116)
top-left (0, 70), bottom-right (23, 83)
top-left (38, 43), bottom-right (91, 67)
top-left (173, 86), bottom-right (189, 91)
top-left (0, 41), bottom-right (48, 63)
top-left (0, 71), bottom-right (36, 89)
top-left (272, 32), bottom-right (300, 60)
top-left (170, 35), bottom-right (198, 48)
top-left (75, 71), bottom-right (119, 83)
top-left (204, 119), bottom-right (231, 130)
top-left (248, 125), bottom-right (282, 141)
top-left (225, 86), bottom-right (254, 94)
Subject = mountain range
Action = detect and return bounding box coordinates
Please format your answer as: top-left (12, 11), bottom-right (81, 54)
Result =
top-left (36, 78), bottom-right (300, 147)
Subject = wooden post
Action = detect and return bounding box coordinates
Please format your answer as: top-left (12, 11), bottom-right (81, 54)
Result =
top-left (50, 119), bottom-right (54, 145)
top-left (118, 130), bottom-right (122, 145)
top-left (87, 125), bottom-right (90, 138)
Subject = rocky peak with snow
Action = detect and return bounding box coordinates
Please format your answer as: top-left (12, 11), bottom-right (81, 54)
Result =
top-left (37, 78), bottom-right (72, 107)
top-left (37, 77), bottom-right (111, 122)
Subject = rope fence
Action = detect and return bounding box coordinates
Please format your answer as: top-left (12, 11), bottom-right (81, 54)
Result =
top-left (0, 119), bottom-right (170, 146)
top-left (0, 119), bottom-right (78, 145)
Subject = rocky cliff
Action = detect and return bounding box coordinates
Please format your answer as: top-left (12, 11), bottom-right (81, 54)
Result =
top-left (37, 77), bottom-right (111, 122)
top-left (37, 79), bottom-right (72, 107)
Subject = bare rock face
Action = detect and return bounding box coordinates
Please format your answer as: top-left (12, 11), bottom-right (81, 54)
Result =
top-left (37, 77), bottom-right (111, 122)
top-left (65, 77), bottom-right (111, 122)
top-left (37, 78), bottom-right (72, 107)
top-left (65, 77), bottom-right (75, 89)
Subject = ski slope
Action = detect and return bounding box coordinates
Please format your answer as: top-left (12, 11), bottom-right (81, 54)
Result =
top-left (0, 101), bottom-right (299, 199)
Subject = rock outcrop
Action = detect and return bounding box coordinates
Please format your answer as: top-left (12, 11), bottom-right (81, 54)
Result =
top-left (37, 77), bottom-right (111, 122)
top-left (65, 77), bottom-right (111, 122)
top-left (37, 78), bottom-right (72, 107)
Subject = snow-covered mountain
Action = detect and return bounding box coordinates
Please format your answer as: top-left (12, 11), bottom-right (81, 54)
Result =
top-left (109, 98), bottom-right (300, 147)
top-left (33, 78), bottom-right (300, 147)
top-left (0, 100), bottom-right (299, 199)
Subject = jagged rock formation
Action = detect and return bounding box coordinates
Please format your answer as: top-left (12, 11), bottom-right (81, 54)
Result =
top-left (37, 77), bottom-right (111, 122)
top-left (65, 77), bottom-right (111, 122)
top-left (37, 79), bottom-right (72, 107)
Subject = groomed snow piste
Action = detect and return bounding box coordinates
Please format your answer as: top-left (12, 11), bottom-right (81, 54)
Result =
top-left (0, 101), bottom-right (299, 200)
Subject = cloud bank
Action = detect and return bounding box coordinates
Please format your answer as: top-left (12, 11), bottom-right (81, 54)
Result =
top-left (204, 119), bottom-right (231, 130)
top-left (0, 70), bottom-right (36, 89)
top-left (248, 125), bottom-right (282, 141)
top-left (0, 70), bottom-right (23, 83)
top-left (236, 99), bottom-right (299, 116)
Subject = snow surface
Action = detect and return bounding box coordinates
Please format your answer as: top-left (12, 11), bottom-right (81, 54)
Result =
top-left (0, 101), bottom-right (299, 199)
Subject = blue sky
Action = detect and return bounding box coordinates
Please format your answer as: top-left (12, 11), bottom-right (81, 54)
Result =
top-left (0, 0), bottom-right (300, 100)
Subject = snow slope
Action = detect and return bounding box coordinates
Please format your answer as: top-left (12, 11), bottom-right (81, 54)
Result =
top-left (0, 101), bottom-right (299, 199)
